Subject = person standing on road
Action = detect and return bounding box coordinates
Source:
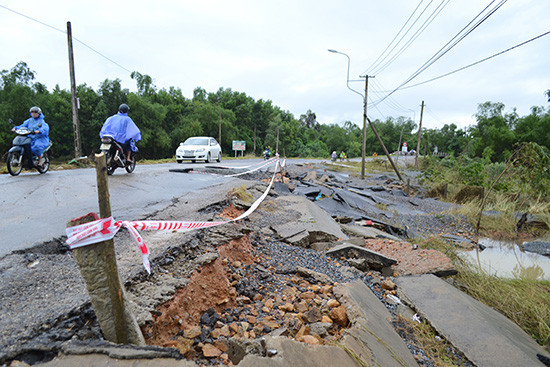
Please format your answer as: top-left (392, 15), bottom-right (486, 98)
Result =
top-left (99, 104), bottom-right (141, 163)
top-left (11, 106), bottom-right (50, 167)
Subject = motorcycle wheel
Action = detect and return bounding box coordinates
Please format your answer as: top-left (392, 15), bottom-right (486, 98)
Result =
top-left (104, 151), bottom-right (116, 175)
top-left (125, 152), bottom-right (136, 173)
top-left (37, 152), bottom-right (50, 174)
top-left (6, 151), bottom-right (23, 176)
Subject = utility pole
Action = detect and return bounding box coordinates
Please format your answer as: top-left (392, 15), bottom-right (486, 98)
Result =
top-left (415, 100), bottom-right (425, 167)
top-left (362, 77), bottom-right (403, 182)
top-left (66, 21), bottom-right (82, 158)
top-left (218, 109), bottom-right (222, 145)
top-left (276, 127), bottom-right (279, 154)
top-left (253, 124), bottom-right (257, 155)
top-left (360, 75), bottom-right (372, 179)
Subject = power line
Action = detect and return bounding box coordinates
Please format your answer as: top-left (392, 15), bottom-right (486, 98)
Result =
top-left (364, 0), bottom-right (426, 73)
top-left (372, 0), bottom-right (506, 107)
top-left (371, 0), bottom-right (451, 76)
top-left (0, 4), bottom-right (132, 74)
top-left (401, 30), bottom-right (550, 90)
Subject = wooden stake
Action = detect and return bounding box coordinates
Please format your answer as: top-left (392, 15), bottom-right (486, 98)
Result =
top-left (68, 153), bottom-right (144, 345)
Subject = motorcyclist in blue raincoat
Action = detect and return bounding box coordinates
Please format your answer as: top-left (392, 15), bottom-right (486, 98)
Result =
top-left (11, 106), bottom-right (50, 167)
top-left (99, 104), bottom-right (141, 163)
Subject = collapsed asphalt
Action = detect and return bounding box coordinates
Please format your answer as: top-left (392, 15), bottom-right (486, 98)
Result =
top-left (0, 160), bottom-right (480, 366)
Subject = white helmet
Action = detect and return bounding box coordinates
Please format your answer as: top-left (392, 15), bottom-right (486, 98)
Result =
top-left (29, 106), bottom-right (42, 114)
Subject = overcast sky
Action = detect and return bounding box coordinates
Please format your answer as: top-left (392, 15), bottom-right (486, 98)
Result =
top-left (1, 0), bottom-right (549, 130)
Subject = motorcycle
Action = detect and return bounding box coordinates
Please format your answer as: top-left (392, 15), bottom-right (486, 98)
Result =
top-left (6, 119), bottom-right (52, 176)
top-left (263, 149), bottom-right (271, 160)
top-left (99, 135), bottom-right (136, 175)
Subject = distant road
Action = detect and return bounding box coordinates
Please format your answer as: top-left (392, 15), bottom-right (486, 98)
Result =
top-left (0, 159), bottom-right (271, 257)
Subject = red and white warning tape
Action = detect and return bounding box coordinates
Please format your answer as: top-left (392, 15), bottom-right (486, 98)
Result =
top-left (66, 158), bottom-right (282, 274)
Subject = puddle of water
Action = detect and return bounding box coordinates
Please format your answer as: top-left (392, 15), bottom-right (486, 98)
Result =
top-left (461, 238), bottom-right (550, 281)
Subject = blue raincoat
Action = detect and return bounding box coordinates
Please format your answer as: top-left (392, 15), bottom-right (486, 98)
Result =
top-left (99, 112), bottom-right (141, 151)
top-left (15, 113), bottom-right (50, 156)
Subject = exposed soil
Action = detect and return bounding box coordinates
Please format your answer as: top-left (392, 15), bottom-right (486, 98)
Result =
top-left (142, 234), bottom-right (351, 365)
top-left (363, 238), bottom-right (456, 276)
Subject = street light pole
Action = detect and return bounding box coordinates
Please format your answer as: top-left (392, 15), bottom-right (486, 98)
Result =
top-left (328, 49), bottom-right (403, 182)
top-left (328, 49), bottom-right (366, 178)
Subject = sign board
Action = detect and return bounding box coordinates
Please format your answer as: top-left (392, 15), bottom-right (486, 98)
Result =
top-left (401, 142), bottom-right (408, 153)
top-left (232, 140), bottom-right (246, 151)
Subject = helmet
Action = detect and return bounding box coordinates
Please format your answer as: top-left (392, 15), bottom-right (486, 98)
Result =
top-left (118, 104), bottom-right (129, 113)
top-left (29, 106), bottom-right (42, 114)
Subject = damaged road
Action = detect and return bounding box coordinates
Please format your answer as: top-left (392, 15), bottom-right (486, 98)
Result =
top-left (1, 160), bottom-right (549, 367)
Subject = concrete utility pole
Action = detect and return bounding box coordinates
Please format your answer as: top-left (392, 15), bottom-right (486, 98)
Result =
top-left (68, 153), bottom-right (144, 345)
top-left (415, 100), bottom-right (425, 167)
top-left (66, 21), bottom-right (82, 158)
top-left (360, 75), bottom-right (371, 179)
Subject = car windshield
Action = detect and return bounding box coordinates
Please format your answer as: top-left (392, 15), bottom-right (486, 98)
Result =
top-left (183, 138), bottom-right (209, 146)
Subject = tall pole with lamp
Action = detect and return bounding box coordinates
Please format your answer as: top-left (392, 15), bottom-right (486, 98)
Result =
top-left (328, 49), bottom-right (403, 182)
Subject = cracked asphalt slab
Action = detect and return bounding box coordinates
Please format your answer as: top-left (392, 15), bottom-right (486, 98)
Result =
top-left (0, 161), bottom-right (479, 366)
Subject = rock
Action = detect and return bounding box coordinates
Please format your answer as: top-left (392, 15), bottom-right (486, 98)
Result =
top-left (303, 171), bottom-right (318, 181)
top-left (521, 241), bottom-right (550, 256)
top-left (300, 335), bottom-right (321, 345)
top-left (326, 243), bottom-right (397, 270)
top-left (329, 305), bottom-right (349, 327)
top-left (304, 308), bottom-right (323, 323)
top-left (226, 338), bottom-right (266, 365)
top-left (347, 258), bottom-right (369, 272)
top-left (295, 301), bottom-right (309, 313)
top-left (176, 337), bottom-right (193, 355)
top-left (296, 266), bottom-right (333, 284)
top-left (268, 327), bottom-right (290, 337)
top-left (202, 343), bottom-right (222, 358)
top-left (327, 299), bottom-right (340, 308)
top-left (321, 315), bottom-right (333, 324)
top-left (183, 325), bottom-right (202, 339)
top-left (295, 324), bottom-right (310, 340)
top-left (196, 252), bottom-right (219, 265)
top-left (300, 291), bottom-right (316, 300)
top-left (219, 324), bottom-right (231, 337)
top-left (280, 303), bottom-right (294, 312)
top-left (309, 322), bottom-right (332, 337)
top-left (380, 279), bottom-right (396, 290)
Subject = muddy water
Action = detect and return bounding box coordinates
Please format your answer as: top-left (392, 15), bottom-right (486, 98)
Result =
top-left (461, 238), bottom-right (550, 281)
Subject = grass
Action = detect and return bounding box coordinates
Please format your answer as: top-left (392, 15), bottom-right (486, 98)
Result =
top-left (454, 262), bottom-right (550, 347)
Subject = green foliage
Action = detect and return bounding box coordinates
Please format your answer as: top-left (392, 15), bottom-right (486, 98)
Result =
top-left (1, 62), bottom-right (549, 164)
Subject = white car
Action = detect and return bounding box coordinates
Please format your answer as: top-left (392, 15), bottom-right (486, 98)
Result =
top-left (176, 136), bottom-right (222, 163)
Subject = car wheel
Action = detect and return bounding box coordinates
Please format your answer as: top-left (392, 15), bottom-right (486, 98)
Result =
top-left (217, 152), bottom-right (221, 162)
top-left (206, 152), bottom-right (211, 163)
top-left (177, 159), bottom-right (183, 164)
top-left (192, 159), bottom-right (196, 163)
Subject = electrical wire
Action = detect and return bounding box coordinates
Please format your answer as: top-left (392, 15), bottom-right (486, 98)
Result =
top-left (371, 0), bottom-right (451, 76)
top-left (0, 4), bottom-right (132, 73)
top-left (400, 30), bottom-right (550, 90)
top-left (372, 0), bottom-right (506, 107)
top-left (364, 0), bottom-right (426, 73)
